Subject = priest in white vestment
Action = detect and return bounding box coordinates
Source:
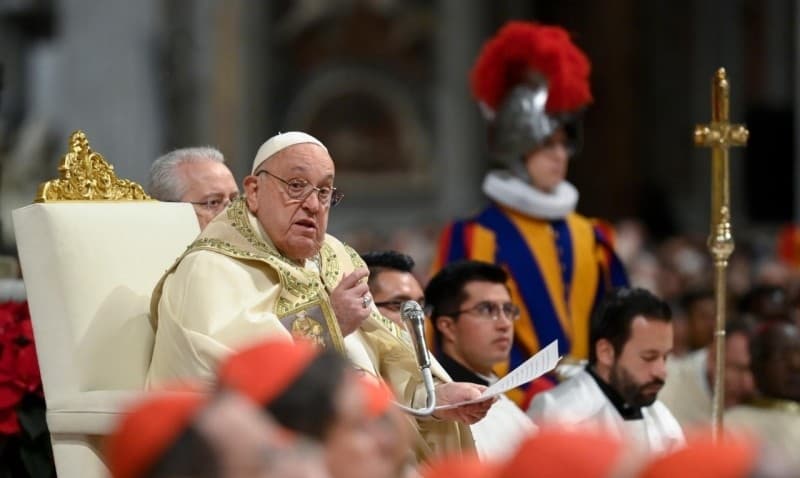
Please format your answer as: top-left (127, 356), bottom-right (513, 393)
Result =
top-left (528, 287), bottom-right (684, 455)
top-left (147, 132), bottom-right (492, 461)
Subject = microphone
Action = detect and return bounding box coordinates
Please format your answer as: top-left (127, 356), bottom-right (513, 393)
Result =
top-left (395, 300), bottom-right (436, 417)
top-left (401, 300), bottom-right (431, 369)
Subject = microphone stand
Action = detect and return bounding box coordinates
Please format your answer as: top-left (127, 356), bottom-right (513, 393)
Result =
top-left (394, 300), bottom-right (436, 417)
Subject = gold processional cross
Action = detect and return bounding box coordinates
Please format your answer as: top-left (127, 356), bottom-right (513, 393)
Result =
top-left (693, 67), bottom-right (749, 441)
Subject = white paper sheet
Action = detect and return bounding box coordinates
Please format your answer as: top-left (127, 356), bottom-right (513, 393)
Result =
top-left (434, 340), bottom-right (560, 410)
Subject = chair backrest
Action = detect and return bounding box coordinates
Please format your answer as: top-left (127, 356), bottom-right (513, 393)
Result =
top-left (12, 131), bottom-right (200, 405)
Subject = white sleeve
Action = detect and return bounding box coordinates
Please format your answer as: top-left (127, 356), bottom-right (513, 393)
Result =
top-left (148, 251), bottom-right (291, 386)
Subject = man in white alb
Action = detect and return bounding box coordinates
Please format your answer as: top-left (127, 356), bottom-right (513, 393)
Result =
top-left (527, 287), bottom-right (684, 455)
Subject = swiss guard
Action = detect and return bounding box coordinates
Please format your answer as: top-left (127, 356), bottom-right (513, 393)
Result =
top-left (431, 21), bottom-right (629, 406)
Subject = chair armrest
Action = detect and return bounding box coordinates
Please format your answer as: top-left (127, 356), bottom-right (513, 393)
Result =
top-left (45, 389), bottom-right (201, 435)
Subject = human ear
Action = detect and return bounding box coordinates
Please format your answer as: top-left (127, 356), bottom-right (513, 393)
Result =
top-left (243, 176), bottom-right (259, 211)
top-left (596, 338), bottom-right (615, 367)
top-left (436, 317), bottom-right (457, 344)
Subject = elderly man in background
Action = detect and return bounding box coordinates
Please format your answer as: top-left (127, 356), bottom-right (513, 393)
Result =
top-left (147, 132), bottom-right (487, 462)
top-left (148, 147), bottom-right (239, 230)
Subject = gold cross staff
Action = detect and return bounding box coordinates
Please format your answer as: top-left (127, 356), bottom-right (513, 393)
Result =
top-left (693, 67), bottom-right (748, 442)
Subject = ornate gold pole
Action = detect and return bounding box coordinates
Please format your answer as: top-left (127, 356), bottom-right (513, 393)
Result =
top-left (693, 68), bottom-right (748, 442)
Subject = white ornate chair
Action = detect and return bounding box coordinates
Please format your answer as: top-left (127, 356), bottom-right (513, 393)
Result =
top-left (12, 131), bottom-right (200, 478)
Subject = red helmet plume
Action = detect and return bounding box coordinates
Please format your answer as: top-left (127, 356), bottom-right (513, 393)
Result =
top-left (470, 21), bottom-right (592, 114)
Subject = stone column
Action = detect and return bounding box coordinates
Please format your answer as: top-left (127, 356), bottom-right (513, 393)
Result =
top-left (51, 0), bottom-right (162, 184)
top-left (434, 0), bottom-right (487, 221)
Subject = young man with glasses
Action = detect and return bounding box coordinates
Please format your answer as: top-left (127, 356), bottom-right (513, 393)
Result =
top-left (148, 132), bottom-right (488, 463)
top-left (426, 260), bottom-right (536, 459)
top-left (148, 147), bottom-right (239, 230)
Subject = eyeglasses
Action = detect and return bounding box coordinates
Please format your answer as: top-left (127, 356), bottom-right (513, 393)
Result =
top-left (188, 195), bottom-right (238, 212)
top-left (255, 169), bottom-right (344, 207)
top-left (450, 301), bottom-right (520, 321)
top-left (374, 298), bottom-right (426, 313)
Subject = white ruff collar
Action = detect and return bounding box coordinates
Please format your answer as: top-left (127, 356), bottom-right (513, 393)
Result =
top-left (482, 170), bottom-right (579, 220)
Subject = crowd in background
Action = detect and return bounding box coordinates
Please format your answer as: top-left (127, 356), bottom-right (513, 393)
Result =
top-left (343, 217), bottom-right (800, 353)
top-left (6, 14), bottom-right (800, 478)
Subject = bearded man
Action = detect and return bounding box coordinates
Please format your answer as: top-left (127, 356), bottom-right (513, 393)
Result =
top-left (527, 287), bottom-right (684, 455)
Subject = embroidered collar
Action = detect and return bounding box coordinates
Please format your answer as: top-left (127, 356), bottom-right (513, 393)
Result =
top-left (242, 203), bottom-right (320, 269)
top-left (586, 365), bottom-right (644, 421)
top-left (482, 170), bottom-right (578, 220)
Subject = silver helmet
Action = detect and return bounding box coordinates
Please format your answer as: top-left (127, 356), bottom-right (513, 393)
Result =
top-left (488, 78), bottom-right (583, 177)
top-left (470, 21), bottom-right (592, 179)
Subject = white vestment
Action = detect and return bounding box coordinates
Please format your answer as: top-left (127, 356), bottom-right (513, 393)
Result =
top-left (436, 355), bottom-right (536, 460)
top-left (146, 199), bottom-right (474, 460)
top-left (527, 369), bottom-right (685, 455)
top-left (471, 393), bottom-right (536, 460)
top-left (726, 401), bottom-right (800, 469)
top-left (658, 349), bottom-right (712, 428)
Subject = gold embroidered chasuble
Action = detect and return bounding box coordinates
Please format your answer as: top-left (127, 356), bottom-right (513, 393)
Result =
top-left (147, 199), bottom-right (473, 460)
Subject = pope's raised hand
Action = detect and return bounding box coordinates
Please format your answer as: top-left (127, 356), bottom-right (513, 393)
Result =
top-left (330, 267), bottom-right (371, 336)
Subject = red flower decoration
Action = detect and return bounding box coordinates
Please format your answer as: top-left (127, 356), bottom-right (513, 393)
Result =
top-left (0, 407), bottom-right (20, 435)
top-left (0, 300), bottom-right (43, 435)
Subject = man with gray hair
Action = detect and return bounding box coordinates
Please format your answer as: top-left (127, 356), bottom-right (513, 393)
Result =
top-left (148, 147), bottom-right (239, 230)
